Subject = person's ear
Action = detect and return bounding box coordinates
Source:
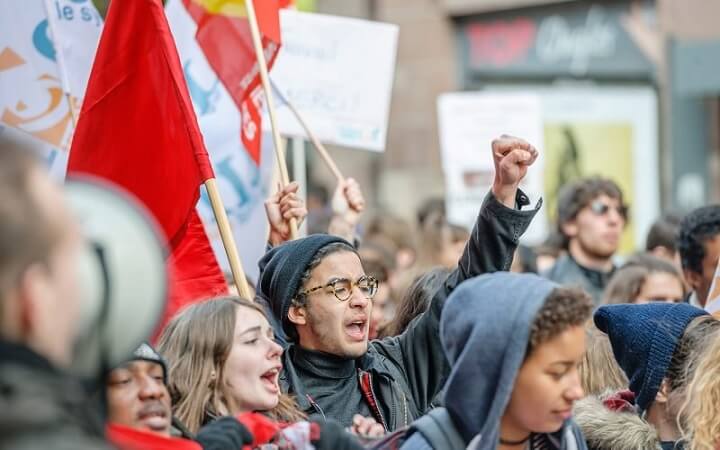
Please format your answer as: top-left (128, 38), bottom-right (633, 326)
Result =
top-left (654, 378), bottom-right (671, 405)
top-left (288, 303), bottom-right (307, 326)
top-left (16, 263), bottom-right (49, 339)
top-left (561, 220), bottom-right (579, 239)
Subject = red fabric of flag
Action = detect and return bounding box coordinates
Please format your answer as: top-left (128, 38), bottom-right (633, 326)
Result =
top-left (67, 0), bottom-right (228, 328)
top-left (182, 0), bottom-right (283, 164)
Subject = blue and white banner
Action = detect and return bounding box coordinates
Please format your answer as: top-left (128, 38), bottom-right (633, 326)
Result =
top-left (0, 0), bottom-right (101, 177)
top-left (167, 0), bottom-right (273, 283)
top-left (1, 0), bottom-right (273, 283)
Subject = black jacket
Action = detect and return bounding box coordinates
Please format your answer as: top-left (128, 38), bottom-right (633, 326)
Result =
top-left (543, 254), bottom-right (615, 305)
top-left (0, 341), bottom-right (112, 450)
top-left (279, 191), bottom-right (540, 431)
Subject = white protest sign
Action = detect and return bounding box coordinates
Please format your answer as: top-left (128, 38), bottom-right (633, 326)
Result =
top-left (437, 92), bottom-right (546, 244)
top-left (266, 10), bottom-right (398, 152)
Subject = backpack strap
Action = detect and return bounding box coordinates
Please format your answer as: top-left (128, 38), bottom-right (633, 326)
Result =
top-left (412, 408), bottom-right (466, 450)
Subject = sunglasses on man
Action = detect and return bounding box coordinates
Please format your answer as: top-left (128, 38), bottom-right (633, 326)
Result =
top-left (588, 199), bottom-right (628, 219)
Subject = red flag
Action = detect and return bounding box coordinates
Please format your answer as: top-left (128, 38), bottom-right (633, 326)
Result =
top-left (67, 0), bottom-right (228, 327)
top-left (182, 0), bottom-right (287, 164)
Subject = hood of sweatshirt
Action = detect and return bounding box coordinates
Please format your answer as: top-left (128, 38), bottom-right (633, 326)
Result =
top-left (440, 272), bottom-right (560, 448)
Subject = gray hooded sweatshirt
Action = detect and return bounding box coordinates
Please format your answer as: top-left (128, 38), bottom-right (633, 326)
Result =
top-left (401, 272), bottom-right (588, 450)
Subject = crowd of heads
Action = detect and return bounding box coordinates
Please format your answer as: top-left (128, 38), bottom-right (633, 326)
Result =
top-left (2, 133), bottom-right (720, 450)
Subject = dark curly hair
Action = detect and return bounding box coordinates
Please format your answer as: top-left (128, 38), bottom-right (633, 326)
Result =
top-left (528, 286), bottom-right (594, 356)
top-left (677, 205), bottom-right (720, 274)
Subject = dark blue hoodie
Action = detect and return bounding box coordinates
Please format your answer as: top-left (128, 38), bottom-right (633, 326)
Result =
top-left (402, 272), bottom-right (587, 450)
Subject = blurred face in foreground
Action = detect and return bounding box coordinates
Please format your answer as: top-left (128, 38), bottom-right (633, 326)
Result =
top-left (1, 168), bottom-right (83, 368)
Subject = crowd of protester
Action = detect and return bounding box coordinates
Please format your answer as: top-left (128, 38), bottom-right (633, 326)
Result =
top-left (2, 132), bottom-right (720, 450)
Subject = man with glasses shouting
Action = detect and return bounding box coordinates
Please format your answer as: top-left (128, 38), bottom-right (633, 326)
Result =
top-left (545, 177), bottom-right (628, 305)
top-left (258, 135), bottom-right (541, 432)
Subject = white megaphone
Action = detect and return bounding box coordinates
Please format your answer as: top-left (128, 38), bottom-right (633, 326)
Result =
top-left (64, 177), bottom-right (167, 378)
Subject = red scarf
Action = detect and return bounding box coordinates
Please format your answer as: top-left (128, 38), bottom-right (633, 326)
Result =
top-left (107, 423), bottom-right (202, 450)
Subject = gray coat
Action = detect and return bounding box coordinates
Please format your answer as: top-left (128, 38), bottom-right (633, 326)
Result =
top-left (0, 341), bottom-right (112, 450)
top-left (280, 191), bottom-right (540, 431)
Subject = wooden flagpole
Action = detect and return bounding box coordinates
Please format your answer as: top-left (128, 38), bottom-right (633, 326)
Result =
top-left (270, 79), bottom-right (344, 183)
top-left (204, 178), bottom-right (253, 300)
top-left (245, 0), bottom-right (298, 240)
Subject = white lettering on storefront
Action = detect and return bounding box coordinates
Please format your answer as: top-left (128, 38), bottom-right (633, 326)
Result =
top-left (536, 5), bottom-right (617, 75)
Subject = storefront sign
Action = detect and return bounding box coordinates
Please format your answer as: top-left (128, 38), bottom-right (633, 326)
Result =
top-left (460, 2), bottom-right (654, 78)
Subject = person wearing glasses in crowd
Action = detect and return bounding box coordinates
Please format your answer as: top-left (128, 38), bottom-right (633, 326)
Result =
top-left (257, 136), bottom-right (541, 432)
top-left (544, 177), bottom-right (628, 305)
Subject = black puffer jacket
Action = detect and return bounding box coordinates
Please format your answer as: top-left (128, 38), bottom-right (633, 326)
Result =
top-left (0, 341), bottom-right (112, 450)
top-left (280, 191), bottom-right (540, 431)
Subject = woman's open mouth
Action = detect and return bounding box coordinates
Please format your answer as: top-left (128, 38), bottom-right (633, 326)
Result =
top-left (260, 367), bottom-right (280, 394)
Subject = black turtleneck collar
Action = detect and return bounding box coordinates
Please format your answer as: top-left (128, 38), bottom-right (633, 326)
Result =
top-left (569, 253), bottom-right (615, 289)
top-left (291, 345), bottom-right (357, 379)
top-left (0, 339), bottom-right (58, 374)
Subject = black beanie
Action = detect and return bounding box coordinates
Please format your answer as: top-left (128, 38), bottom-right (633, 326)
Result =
top-left (130, 342), bottom-right (168, 384)
top-left (258, 234), bottom-right (354, 340)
